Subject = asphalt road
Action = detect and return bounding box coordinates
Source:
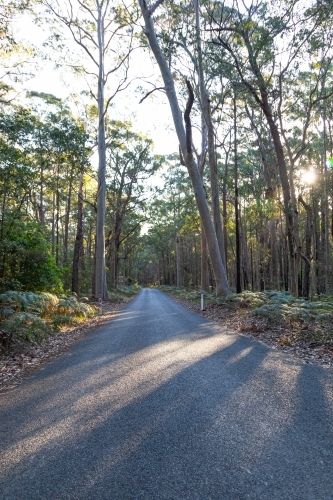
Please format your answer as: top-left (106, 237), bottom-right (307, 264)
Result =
top-left (1, 288), bottom-right (333, 500)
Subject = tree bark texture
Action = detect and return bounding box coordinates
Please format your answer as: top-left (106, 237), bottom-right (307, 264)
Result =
top-left (72, 173), bottom-right (84, 295)
top-left (138, 0), bottom-right (230, 296)
top-left (299, 195), bottom-right (313, 298)
top-left (95, 9), bottom-right (108, 299)
top-left (233, 89), bottom-right (241, 293)
top-left (194, 0), bottom-right (226, 268)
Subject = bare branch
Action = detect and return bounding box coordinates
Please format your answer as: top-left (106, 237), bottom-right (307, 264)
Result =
top-left (179, 145), bottom-right (185, 166)
top-left (138, 86), bottom-right (165, 103)
top-left (149, 0), bottom-right (165, 16)
top-left (184, 79), bottom-right (194, 154)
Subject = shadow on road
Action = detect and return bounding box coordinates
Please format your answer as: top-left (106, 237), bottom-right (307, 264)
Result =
top-left (1, 289), bottom-right (333, 499)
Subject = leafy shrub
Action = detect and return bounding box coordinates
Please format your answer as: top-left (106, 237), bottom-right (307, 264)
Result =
top-left (57, 296), bottom-right (98, 319)
top-left (2, 312), bottom-right (49, 342)
top-left (108, 291), bottom-right (125, 301)
top-left (316, 313), bottom-right (333, 322)
top-left (252, 303), bottom-right (287, 323)
top-left (249, 292), bottom-right (333, 327)
top-left (0, 222), bottom-right (63, 293)
top-left (0, 278), bottom-right (22, 293)
top-left (0, 290), bottom-right (52, 316)
top-left (0, 291), bottom-right (99, 343)
top-left (115, 284), bottom-right (141, 297)
top-left (52, 315), bottom-right (74, 330)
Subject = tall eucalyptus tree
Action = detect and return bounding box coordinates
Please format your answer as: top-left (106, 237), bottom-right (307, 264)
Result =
top-left (138, 0), bottom-right (230, 296)
top-left (206, 0), bottom-right (333, 295)
top-left (42, 0), bottom-right (136, 298)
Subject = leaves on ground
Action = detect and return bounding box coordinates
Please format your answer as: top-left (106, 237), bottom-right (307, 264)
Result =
top-left (0, 300), bottom-right (126, 392)
top-left (161, 287), bottom-right (333, 370)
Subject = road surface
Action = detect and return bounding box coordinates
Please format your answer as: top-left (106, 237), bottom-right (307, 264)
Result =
top-left (1, 288), bottom-right (333, 499)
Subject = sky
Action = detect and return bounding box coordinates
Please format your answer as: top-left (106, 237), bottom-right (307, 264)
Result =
top-left (13, 9), bottom-right (179, 157)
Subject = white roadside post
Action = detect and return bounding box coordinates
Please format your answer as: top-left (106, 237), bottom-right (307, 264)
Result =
top-left (201, 293), bottom-right (204, 311)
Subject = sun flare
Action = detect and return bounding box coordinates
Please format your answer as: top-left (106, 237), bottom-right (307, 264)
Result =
top-left (302, 170), bottom-right (316, 185)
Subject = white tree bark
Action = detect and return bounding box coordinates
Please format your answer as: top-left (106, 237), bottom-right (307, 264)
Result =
top-left (95, 7), bottom-right (108, 299)
top-left (194, 0), bottom-right (227, 269)
top-left (42, 0), bottom-right (134, 299)
top-left (138, 0), bottom-right (230, 296)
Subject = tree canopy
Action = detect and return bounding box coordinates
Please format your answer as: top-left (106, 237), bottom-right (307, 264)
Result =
top-left (0, 0), bottom-right (333, 299)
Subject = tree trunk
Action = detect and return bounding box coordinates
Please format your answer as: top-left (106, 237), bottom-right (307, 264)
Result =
top-left (39, 162), bottom-right (45, 226)
top-left (195, 0), bottom-right (226, 267)
top-left (95, 10), bottom-right (108, 299)
top-left (262, 104), bottom-right (301, 295)
top-left (269, 216), bottom-right (278, 288)
top-left (233, 89), bottom-right (241, 293)
top-left (138, 0), bottom-right (230, 296)
top-left (64, 173), bottom-right (73, 268)
top-left (72, 173), bottom-right (83, 295)
top-left (200, 222), bottom-right (210, 291)
top-left (299, 195), bottom-right (313, 298)
top-left (55, 164), bottom-right (60, 267)
top-left (222, 143), bottom-right (230, 266)
top-left (242, 217), bottom-right (249, 290)
top-left (176, 234), bottom-right (181, 286)
top-left (51, 192), bottom-right (56, 257)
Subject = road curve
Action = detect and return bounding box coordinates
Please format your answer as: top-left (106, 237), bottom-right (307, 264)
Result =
top-left (0, 288), bottom-right (333, 500)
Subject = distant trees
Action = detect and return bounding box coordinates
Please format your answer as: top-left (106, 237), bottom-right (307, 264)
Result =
top-left (1, 0), bottom-right (333, 299)
top-left (42, 0), bottom-right (137, 298)
top-left (137, 163), bottom-right (202, 287)
top-left (105, 120), bottom-right (161, 286)
top-left (0, 95), bottom-right (160, 295)
top-left (134, 0), bottom-right (333, 297)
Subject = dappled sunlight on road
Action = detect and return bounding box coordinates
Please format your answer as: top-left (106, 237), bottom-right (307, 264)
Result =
top-left (0, 328), bottom-right (239, 473)
top-left (225, 346), bottom-right (254, 365)
top-left (1, 289), bottom-right (333, 500)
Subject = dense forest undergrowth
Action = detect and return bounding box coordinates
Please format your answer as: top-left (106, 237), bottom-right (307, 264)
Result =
top-left (1, 283), bottom-right (333, 391)
top-left (0, 285), bottom-right (139, 391)
top-left (159, 286), bottom-right (333, 369)
top-left (2, 0), bottom-right (333, 385)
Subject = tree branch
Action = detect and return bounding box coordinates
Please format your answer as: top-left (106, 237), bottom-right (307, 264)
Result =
top-left (184, 79), bottom-right (194, 154)
top-left (149, 0), bottom-right (165, 16)
top-left (139, 86), bottom-right (165, 103)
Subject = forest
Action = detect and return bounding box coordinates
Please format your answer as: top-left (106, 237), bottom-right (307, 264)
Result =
top-left (1, 0), bottom-right (333, 312)
top-left (2, 2), bottom-right (333, 492)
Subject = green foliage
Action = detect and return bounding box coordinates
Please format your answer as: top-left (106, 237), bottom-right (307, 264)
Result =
top-left (0, 290), bottom-right (51, 316)
top-left (246, 292), bottom-right (333, 326)
top-left (0, 100), bottom-right (91, 296)
top-left (219, 291), bottom-right (267, 308)
top-left (108, 291), bottom-right (126, 301)
top-left (51, 315), bottom-right (73, 330)
top-left (0, 291), bottom-right (99, 342)
top-left (2, 313), bottom-right (49, 343)
top-left (57, 295), bottom-right (97, 319)
top-left (159, 286), bottom-right (187, 296)
top-left (158, 285), bottom-right (216, 305)
top-left (107, 284), bottom-right (141, 301)
top-left (0, 223), bottom-right (63, 293)
top-left (162, 287), bottom-right (333, 336)
top-left (116, 284), bottom-right (141, 296)
top-left (18, 231), bottom-right (62, 292)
